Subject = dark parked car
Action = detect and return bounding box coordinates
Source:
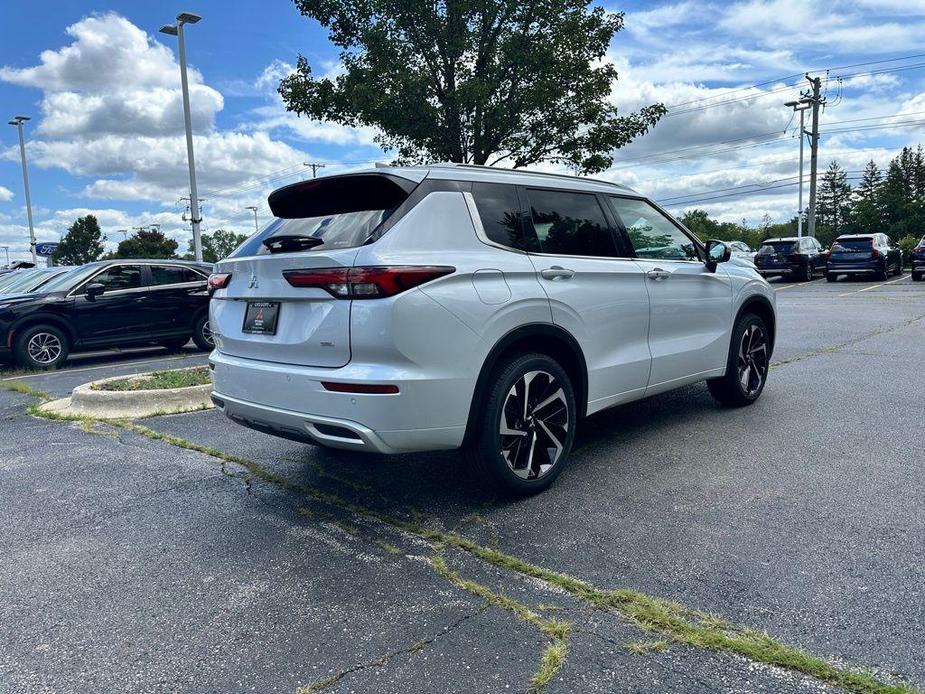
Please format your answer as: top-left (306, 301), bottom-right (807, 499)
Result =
top-left (825, 234), bottom-right (902, 282)
top-left (911, 236), bottom-right (925, 282)
top-left (754, 236), bottom-right (825, 281)
top-left (0, 259), bottom-right (214, 369)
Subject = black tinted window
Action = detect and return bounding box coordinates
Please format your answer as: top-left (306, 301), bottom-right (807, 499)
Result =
top-left (92, 265), bottom-right (142, 290)
top-left (150, 265), bottom-right (204, 285)
top-left (525, 189), bottom-right (617, 257)
top-left (472, 182), bottom-right (535, 251)
top-left (758, 242), bottom-right (796, 255)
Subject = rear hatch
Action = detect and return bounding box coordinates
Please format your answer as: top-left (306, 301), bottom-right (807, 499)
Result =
top-left (756, 241), bottom-right (795, 267)
top-left (211, 173), bottom-right (419, 368)
top-left (829, 238), bottom-right (875, 266)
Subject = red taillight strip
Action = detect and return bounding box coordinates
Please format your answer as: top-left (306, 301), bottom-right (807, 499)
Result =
top-left (283, 266), bottom-right (454, 299)
top-left (321, 382), bottom-right (399, 394)
top-left (208, 273), bottom-right (232, 292)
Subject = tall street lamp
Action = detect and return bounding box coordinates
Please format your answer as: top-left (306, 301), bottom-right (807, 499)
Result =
top-left (785, 99), bottom-right (812, 239)
top-left (8, 115), bottom-right (37, 265)
top-left (245, 206), bottom-right (259, 234)
top-left (160, 12), bottom-right (204, 262)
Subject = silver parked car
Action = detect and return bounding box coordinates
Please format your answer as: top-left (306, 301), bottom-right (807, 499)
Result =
top-left (208, 165), bottom-right (776, 495)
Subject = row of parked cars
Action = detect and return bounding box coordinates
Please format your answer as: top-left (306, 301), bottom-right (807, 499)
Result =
top-left (0, 259), bottom-right (214, 369)
top-left (752, 234), bottom-right (925, 282)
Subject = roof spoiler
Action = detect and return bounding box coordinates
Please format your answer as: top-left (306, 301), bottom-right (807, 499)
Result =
top-left (267, 173), bottom-right (417, 219)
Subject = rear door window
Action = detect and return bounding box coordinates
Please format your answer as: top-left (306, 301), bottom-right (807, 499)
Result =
top-left (608, 196), bottom-right (699, 261)
top-left (523, 189), bottom-right (618, 257)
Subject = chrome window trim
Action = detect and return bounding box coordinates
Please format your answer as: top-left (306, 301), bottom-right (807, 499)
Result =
top-left (66, 262), bottom-right (209, 298)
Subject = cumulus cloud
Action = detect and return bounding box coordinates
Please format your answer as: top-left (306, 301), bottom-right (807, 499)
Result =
top-left (0, 186), bottom-right (13, 202)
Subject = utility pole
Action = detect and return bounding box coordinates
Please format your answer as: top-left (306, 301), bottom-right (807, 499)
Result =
top-left (805, 75), bottom-right (824, 239)
top-left (303, 162), bottom-right (326, 178)
top-left (7, 116), bottom-right (37, 265)
top-left (160, 12), bottom-right (204, 262)
top-left (784, 99), bottom-right (812, 238)
top-left (245, 206), bottom-right (259, 233)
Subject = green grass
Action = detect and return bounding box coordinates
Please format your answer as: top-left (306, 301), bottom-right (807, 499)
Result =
top-left (91, 366), bottom-right (211, 391)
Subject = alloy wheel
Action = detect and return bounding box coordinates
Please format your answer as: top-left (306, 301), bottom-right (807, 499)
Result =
top-left (737, 324), bottom-right (768, 396)
top-left (499, 370), bottom-right (569, 480)
top-left (27, 332), bottom-right (63, 365)
top-left (202, 320), bottom-right (214, 346)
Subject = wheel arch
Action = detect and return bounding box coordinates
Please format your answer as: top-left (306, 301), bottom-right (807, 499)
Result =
top-left (9, 314), bottom-right (76, 350)
top-left (463, 323), bottom-right (588, 446)
top-left (736, 295), bottom-right (776, 357)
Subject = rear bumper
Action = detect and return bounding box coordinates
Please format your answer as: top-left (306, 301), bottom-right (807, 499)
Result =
top-left (757, 266), bottom-right (798, 277)
top-left (826, 263), bottom-right (879, 274)
top-left (209, 350), bottom-right (470, 454)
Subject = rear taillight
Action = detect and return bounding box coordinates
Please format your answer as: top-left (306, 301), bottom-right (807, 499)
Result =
top-left (283, 266), bottom-right (454, 299)
top-left (870, 245), bottom-right (880, 258)
top-left (788, 253), bottom-right (800, 263)
top-left (208, 273), bottom-right (232, 293)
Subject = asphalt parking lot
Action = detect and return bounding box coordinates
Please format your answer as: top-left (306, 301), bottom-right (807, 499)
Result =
top-left (1, 274), bottom-right (923, 693)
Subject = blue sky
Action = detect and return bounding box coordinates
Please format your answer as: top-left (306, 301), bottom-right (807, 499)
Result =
top-left (2, 0), bottom-right (925, 263)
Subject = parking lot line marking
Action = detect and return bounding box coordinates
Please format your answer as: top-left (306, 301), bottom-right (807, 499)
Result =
top-left (838, 275), bottom-right (907, 297)
top-left (1, 354), bottom-right (202, 381)
top-left (775, 283), bottom-right (799, 291)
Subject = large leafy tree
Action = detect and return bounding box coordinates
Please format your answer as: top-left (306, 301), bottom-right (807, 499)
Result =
top-left (186, 229), bottom-right (248, 263)
top-left (279, 0), bottom-right (665, 172)
top-left (110, 229), bottom-right (178, 259)
top-left (52, 215), bottom-right (105, 266)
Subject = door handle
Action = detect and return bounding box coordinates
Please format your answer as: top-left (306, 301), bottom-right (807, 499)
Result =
top-left (646, 268), bottom-right (671, 281)
top-left (540, 266), bottom-right (575, 280)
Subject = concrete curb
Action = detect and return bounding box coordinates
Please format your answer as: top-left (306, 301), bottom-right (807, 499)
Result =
top-left (40, 369), bottom-right (214, 419)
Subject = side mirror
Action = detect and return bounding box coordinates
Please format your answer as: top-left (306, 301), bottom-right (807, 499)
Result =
top-left (85, 282), bottom-right (105, 299)
top-left (705, 240), bottom-right (731, 272)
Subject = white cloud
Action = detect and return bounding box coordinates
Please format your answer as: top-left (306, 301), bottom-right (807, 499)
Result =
top-left (0, 186), bottom-right (13, 202)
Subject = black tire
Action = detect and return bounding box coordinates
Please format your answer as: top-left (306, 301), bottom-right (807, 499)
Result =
top-left (159, 337), bottom-right (190, 352)
top-left (13, 324), bottom-right (70, 370)
top-left (707, 313), bottom-right (770, 407)
top-left (192, 314), bottom-right (213, 351)
top-left (893, 260), bottom-right (903, 276)
top-left (826, 272), bottom-right (837, 282)
top-left (874, 264), bottom-right (888, 281)
top-left (913, 272), bottom-right (923, 282)
top-left (802, 263), bottom-right (813, 281)
top-left (463, 352), bottom-right (577, 496)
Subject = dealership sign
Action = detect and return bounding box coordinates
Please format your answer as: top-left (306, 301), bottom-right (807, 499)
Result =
top-left (35, 242), bottom-right (59, 257)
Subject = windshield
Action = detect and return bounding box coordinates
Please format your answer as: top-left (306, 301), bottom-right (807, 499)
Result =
top-left (758, 242), bottom-right (795, 255)
top-left (1, 268), bottom-right (73, 294)
top-left (0, 270), bottom-right (40, 292)
top-left (230, 210), bottom-right (390, 258)
top-left (831, 238), bottom-right (873, 252)
top-left (37, 265), bottom-right (103, 293)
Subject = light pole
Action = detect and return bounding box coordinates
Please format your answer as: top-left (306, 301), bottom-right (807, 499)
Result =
top-left (8, 116), bottom-right (37, 265)
top-left (160, 12), bottom-right (204, 262)
top-left (245, 206), bottom-right (259, 233)
top-left (785, 99), bottom-right (812, 238)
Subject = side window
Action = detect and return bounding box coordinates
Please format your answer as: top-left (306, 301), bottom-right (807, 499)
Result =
top-left (471, 182), bottom-right (536, 251)
top-left (524, 188), bottom-right (618, 257)
top-left (150, 265), bottom-right (202, 285)
top-left (608, 197), bottom-right (699, 261)
top-left (91, 265), bottom-right (142, 291)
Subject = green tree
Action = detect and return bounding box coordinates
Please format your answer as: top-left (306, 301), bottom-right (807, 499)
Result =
top-left (878, 146), bottom-right (925, 238)
top-left (847, 160), bottom-right (883, 234)
top-left (187, 229), bottom-right (249, 263)
top-left (816, 161), bottom-right (852, 246)
top-left (279, 0), bottom-right (665, 173)
top-left (52, 215), bottom-right (105, 265)
top-left (110, 228), bottom-right (178, 259)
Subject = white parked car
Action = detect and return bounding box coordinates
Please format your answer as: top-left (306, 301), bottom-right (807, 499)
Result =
top-left (208, 165), bottom-right (776, 495)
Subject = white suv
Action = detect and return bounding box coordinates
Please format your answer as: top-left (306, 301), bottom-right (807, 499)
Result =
top-left (208, 165), bottom-right (775, 494)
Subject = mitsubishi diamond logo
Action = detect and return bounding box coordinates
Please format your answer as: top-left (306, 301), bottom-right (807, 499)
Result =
top-left (248, 272), bottom-right (258, 289)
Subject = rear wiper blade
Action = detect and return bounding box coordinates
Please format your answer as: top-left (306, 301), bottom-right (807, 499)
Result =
top-left (262, 234), bottom-right (324, 253)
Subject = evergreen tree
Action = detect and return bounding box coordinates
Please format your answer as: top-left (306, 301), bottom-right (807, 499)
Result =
top-left (847, 160), bottom-right (883, 234)
top-left (816, 161), bottom-right (852, 245)
top-left (51, 215), bottom-right (105, 265)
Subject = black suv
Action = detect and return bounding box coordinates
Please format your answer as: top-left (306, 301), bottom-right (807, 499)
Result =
top-left (911, 236), bottom-right (925, 282)
top-left (825, 234), bottom-right (903, 281)
top-left (0, 260), bottom-right (213, 369)
top-left (754, 236), bottom-right (825, 281)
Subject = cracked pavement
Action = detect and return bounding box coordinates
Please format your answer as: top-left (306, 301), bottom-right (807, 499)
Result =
top-left (1, 276), bottom-right (923, 693)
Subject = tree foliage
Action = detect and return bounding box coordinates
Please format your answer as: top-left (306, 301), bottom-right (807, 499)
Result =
top-left (279, 0), bottom-right (665, 173)
top-left (52, 215), bottom-right (105, 266)
top-left (816, 161), bottom-right (853, 247)
top-left (186, 229), bottom-right (249, 263)
top-left (109, 229), bottom-right (178, 259)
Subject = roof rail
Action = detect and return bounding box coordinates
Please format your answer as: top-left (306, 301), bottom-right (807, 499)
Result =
top-left (423, 162), bottom-right (631, 190)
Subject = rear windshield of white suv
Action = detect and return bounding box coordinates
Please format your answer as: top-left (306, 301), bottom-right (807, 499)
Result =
top-left (230, 210), bottom-right (390, 257)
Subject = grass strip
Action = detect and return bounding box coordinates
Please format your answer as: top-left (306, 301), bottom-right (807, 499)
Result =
top-left (91, 366), bottom-right (211, 391)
